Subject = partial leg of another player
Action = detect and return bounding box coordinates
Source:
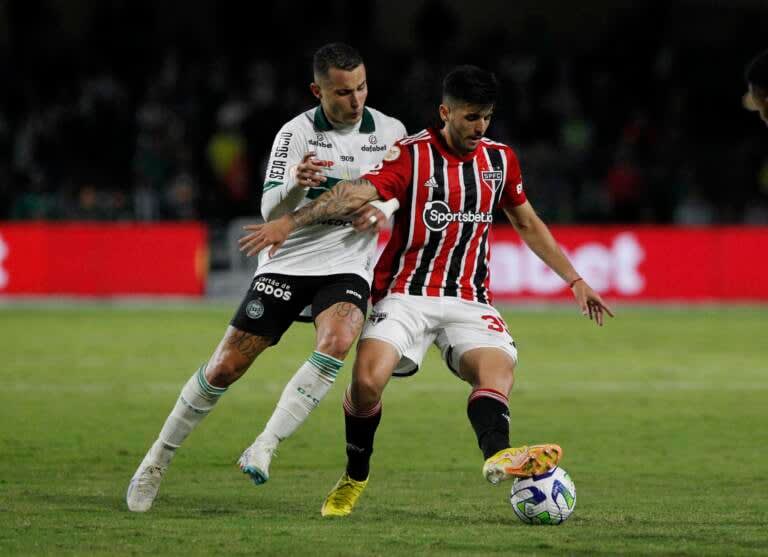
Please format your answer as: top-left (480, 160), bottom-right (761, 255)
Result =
top-left (321, 338), bottom-right (400, 517)
top-left (126, 327), bottom-right (270, 512)
top-left (239, 301), bottom-right (364, 485)
top-left (456, 347), bottom-right (562, 485)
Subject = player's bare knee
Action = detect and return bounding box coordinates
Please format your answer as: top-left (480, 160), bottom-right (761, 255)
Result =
top-left (350, 373), bottom-right (383, 409)
top-left (315, 331), bottom-right (354, 360)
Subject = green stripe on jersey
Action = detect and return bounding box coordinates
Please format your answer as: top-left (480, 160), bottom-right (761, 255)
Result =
top-left (263, 180), bottom-right (283, 192)
top-left (306, 177), bottom-right (342, 200)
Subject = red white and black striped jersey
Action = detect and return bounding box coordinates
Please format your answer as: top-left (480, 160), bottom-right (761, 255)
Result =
top-left (363, 128), bottom-right (527, 305)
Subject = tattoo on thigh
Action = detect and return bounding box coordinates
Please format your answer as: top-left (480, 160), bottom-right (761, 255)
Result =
top-left (227, 330), bottom-right (270, 359)
top-left (334, 302), bottom-right (364, 335)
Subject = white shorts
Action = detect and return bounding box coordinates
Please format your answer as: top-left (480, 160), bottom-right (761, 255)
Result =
top-left (361, 294), bottom-right (518, 378)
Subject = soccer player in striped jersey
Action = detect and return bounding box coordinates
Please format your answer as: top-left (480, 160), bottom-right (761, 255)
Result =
top-left (125, 43), bottom-right (404, 512)
top-left (240, 65), bottom-right (613, 517)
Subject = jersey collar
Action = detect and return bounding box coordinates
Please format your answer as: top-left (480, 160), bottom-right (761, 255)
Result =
top-left (314, 107), bottom-right (376, 133)
top-left (428, 127), bottom-right (480, 162)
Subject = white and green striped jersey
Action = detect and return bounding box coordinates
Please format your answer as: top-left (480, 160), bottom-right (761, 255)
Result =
top-left (257, 106), bottom-right (406, 282)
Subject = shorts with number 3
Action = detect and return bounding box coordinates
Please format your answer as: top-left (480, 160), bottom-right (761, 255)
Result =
top-left (361, 293), bottom-right (518, 378)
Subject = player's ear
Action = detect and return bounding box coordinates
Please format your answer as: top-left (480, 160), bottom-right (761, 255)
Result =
top-left (310, 82), bottom-right (322, 100)
top-left (439, 103), bottom-right (450, 124)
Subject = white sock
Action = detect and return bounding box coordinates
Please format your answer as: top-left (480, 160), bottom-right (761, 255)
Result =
top-left (151, 363), bottom-right (227, 465)
top-left (261, 351), bottom-right (344, 442)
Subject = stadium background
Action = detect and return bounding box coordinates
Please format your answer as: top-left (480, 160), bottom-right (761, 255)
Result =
top-left (1, 0), bottom-right (767, 301)
top-left (1, 2), bottom-right (767, 555)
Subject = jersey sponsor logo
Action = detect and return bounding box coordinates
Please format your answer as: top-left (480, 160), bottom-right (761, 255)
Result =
top-left (368, 310), bottom-right (388, 324)
top-left (422, 200), bottom-right (493, 232)
top-left (245, 299), bottom-right (265, 319)
top-left (368, 135), bottom-right (378, 144)
top-left (252, 277), bottom-right (293, 301)
top-left (319, 218), bottom-right (352, 227)
top-left (423, 175), bottom-right (438, 189)
top-left (516, 182), bottom-right (523, 195)
top-left (383, 145), bottom-right (401, 161)
top-left (361, 143), bottom-right (387, 153)
top-left (345, 289), bottom-right (363, 300)
top-left (481, 170), bottom-right (503, 191)
top-left (308, 133), bottom-right (333, 149)
top-left (268, 132), bottom-right (293, 180)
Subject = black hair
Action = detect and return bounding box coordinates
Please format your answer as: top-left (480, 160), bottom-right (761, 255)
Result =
top-left (313, 43), bottom-right (364, 79)
top-left (442, 65), bottom-right (498, 106)
top-left (745, 49), bottom-right (768, 88)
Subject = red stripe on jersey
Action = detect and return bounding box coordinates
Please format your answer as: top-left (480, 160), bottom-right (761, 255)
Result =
top-left (390, 142), bottom-right (431, 295)
top-left (455, 159), bottom-right (489, 301)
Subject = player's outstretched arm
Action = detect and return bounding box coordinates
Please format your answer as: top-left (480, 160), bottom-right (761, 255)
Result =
top-left (239, 179), bottom-right (380, 257)
top-left (503, 202), bottom-right (615, 326)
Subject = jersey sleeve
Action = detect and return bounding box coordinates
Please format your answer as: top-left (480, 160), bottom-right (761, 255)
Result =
top-left (499, 146), bottom-right (527, 208)
top-left (362, 140), bottom-right (413, 202)
top-left (260, 121), bottom-right (307, 221)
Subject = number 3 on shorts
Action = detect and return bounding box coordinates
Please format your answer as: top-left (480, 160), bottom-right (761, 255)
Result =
top-left (481, 314), bottom-right (509, 334)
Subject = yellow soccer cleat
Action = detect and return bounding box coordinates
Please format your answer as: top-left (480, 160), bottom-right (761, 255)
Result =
top-left (482, 444), bottom-right (563, 485)
top-left (321, 473), bottom-right (368, 517)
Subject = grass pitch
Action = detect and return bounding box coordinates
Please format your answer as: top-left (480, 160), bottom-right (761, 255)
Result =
top-left (1, 304), bottom-right (767, 555)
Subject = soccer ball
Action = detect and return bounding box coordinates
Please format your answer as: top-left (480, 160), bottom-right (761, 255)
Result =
top-left (509, 467), bottom-right (576, 525)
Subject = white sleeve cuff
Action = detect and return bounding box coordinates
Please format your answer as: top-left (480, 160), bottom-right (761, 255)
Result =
top-left (368, 198), bottom-right (400, 219)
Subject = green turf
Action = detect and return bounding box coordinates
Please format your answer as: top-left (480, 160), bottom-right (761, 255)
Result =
top-left (1, 305), bottom-right (767, 555)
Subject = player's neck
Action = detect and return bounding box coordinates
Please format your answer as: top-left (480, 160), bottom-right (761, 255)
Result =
top-left (439, 127), bottom-right (472, 158)
top-left (322, 106), bottom-right (361, 131)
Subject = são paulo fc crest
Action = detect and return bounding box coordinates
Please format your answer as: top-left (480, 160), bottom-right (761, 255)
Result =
top-left (246, 299), bottom-right (265, 319)
top-left (481, 170), bottom-right (503, 192)
top-left (368, 311), bottom-right (388, 324)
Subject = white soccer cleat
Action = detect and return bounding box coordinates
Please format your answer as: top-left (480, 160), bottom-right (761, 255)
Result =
top-left (238, 436), bottom-right (278, 485)
top-left (126, 451), bottom-right (167, 512)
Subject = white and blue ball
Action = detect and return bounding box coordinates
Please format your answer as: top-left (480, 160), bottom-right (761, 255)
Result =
top-left (509, 466), bottom-right (576, 525)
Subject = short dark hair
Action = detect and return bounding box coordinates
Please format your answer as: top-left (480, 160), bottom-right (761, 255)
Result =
top-left (442, 65), bottom-right (498, 106)
top-left (313, 43), bottom-right (364, 80)
top-left (745, 49), bottom-right (768, 88)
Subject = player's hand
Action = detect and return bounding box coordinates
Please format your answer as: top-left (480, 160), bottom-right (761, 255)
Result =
top-left (239, 216), bottom-right (296, 257)
top-left (293, 152), bottom-right (333, 188)
top-left (571, 279), bottom-right (614, 327)
top-left (352, 203), bottom-right (387, 232)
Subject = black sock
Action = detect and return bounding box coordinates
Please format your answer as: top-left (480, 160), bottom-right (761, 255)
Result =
top-left (344, 410), bottom-right (381, 481)
top-left (343, 389), bottom-right (382, 481)
top-left (467, 389), bottom-right (510, 459)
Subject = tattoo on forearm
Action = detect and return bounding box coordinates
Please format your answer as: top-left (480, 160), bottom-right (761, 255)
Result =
top-left (226, 330), bottom-right (271, 359)
top-left (291, 179), bottom-right (373, 228)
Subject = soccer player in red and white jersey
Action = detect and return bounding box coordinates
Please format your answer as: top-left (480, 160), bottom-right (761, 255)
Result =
top-left (241, 65), bottom-right (613, 517)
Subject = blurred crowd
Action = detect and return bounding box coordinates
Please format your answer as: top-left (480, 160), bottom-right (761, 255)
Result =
top-left (2, 1), bottom-right (768, 225)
